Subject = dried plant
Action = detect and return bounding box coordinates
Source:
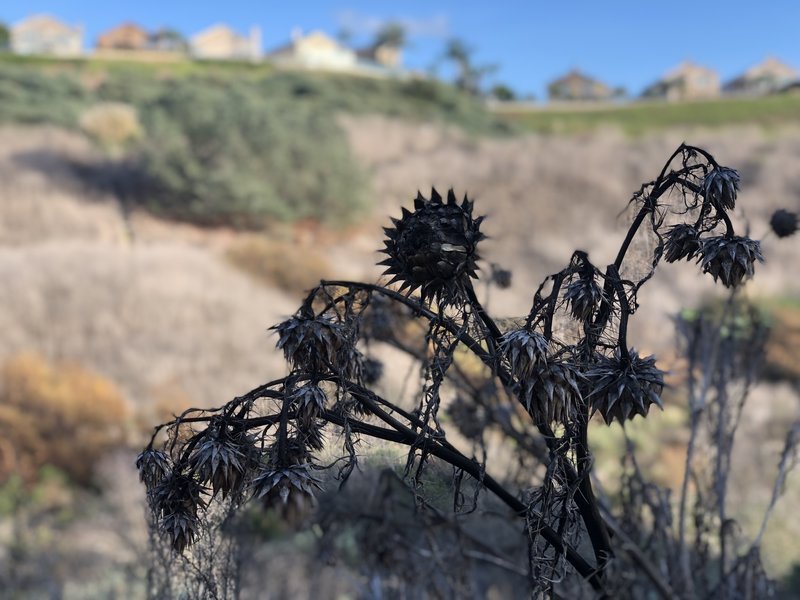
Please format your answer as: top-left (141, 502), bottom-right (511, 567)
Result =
top-left (139, 144), bottom-right (795, 598)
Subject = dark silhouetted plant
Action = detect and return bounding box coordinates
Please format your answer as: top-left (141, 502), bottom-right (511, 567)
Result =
top-left (140, 145), bottom-right (796, 598)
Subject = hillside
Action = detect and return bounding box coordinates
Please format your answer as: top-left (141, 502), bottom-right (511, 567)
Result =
top-left (0, 64), bottom-right (799, 597)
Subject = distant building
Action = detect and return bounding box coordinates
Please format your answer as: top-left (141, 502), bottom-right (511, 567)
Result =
top-left (11, 14), bottom-right (83, 57)
top-left (190, 24), bottom-right (261, 61)
top-left (267, 30), bottom-right (357, 71)
top-left (547, 69), bottom-right (612, 102)
top-left (642, 61), bottom-right (720, 101)
top-left (724, 57), bottom-right (798, 96)
top-left (97, 22), bottom-right (148, 50)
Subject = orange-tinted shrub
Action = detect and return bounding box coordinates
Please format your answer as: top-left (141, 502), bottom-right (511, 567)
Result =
top-left (0, 353), bottom-right (130, 484)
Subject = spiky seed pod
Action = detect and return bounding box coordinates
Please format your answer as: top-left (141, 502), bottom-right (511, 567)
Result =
top-left (565, 276), bottom-right (603, 322)
top-left (699, 235), bottom-right (764, 288)
top-left (522, 360), bottom-right (583, 426)
top-left (703, 167), bottom-right (740, 212)
top-left (150, 472), bottom-right (207, 552)
top-left (274, 315), bottom-right (357, 377)
top-left (291, 384), bottom-right (327, 428)
top-left (361, 357), bottom-right (384, 385)
top-left (490, 264), bottom-right (513, 289)
top-left (664, 224), bottom-right (701, 263)
top-left (136, 448), bottom-right (172, 492)
top-left (379, 188), bottom-right (485, 305)
top-left (500, 328), bottom-right (549, 380)
top-left (770, 209), bottom-right (798, 238)
top-left (188, 425), bottom-right (258, 499)
top-left (300, 425), bottom-right (326, 452)
top-left (586, 349), bottom-right (665, 425)
top-left (448, 395), bottom-right (485, 441)
top-left (252, 464), bottom-right (322, 528)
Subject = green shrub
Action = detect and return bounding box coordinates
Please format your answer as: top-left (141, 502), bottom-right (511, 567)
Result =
top-left (0, 65), bottom-right (88, 126)
top-left (135, 79), bottom-right (368, 227)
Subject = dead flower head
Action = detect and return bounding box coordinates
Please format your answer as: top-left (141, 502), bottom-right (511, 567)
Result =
top-left (703, 167), bottom-right (740, 212)
top-left (770, 209), bottom-right (798, 239)
top-left (523, 360), bottom-right (583, 426)
top-left (150, 471), bottom-right (207, 553)
top-left (274, 314), bottom-right (356, 376)
top-left (586, 349), bottom-right (665, 425)
top-left (699, 235), bottom-right (764, 288)
top-left (252, 464), bottom-right (322, 528)
top-left (500, 328), bottom-right (549, 380)
top-left (664, 224), bottom-right (701, 263)
top-left (379, 188), bottom-right (484, 305)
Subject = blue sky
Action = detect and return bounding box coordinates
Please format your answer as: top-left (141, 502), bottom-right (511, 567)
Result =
top-left (4, 1), bottom-right (799, 98)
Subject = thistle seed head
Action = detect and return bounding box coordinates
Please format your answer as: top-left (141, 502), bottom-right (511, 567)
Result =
top-left (586, 349), bottom-right (665, 426)
top-left (136, 448), bottom-right (172, 492)
top-left (770, 209), bottom-right (798, 238)
top-left (252, 464), bottom-right (322, 528)
top-left (664, 224), bottom-right (701, 263)
top-left (565, 276), bottom-right (603, 322)
top-left (703, 167), bottom-right (740, 212)
top-left (379, 188), bottom-right (484, 305)
top-left (490, 264), bottom-right (513, 289)
top-left (522, 360), bottom-right (583, 426)
top-left (699, 235), bottom-right (764, 288)
top-left (291, 384), bottom-right (327, 428)
top-left (500, 328), bottom-right (549, 380)
top-left (274, 314), bottom-right (355, 376)
top-left (188, 424), bottom-right (258, 499)
top-left (150, 472), bottom-right (207, 552)
top-left (362, 357), bottom-right (384, 385)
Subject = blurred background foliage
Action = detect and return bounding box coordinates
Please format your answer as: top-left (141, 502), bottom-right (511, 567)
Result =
top-left (0, 52), bottom-right (798, 598)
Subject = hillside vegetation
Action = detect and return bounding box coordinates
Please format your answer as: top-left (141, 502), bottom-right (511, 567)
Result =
top-left (496, 93), bottom-right (800, 135)
top-left (0, 57), bottom-right (511, 228)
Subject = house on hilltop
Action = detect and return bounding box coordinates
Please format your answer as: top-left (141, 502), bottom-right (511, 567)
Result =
top-left (11, 14), bottom-right (83, 57)
top-left (547, 70), bottom-right (612, 102)
top-left (724, 57), bottom-right (798, 96)
top-left (190, 24), bottom-right (261, 61)
top-left (642, 61), bottom-right (720, 101)
top-left (267, 30), bottom-right (357, 71)
top-left (96, 22), bottom-right (148, 50)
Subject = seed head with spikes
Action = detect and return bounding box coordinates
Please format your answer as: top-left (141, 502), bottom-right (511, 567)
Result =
top-left (379, 188), bottom-right (485, 305)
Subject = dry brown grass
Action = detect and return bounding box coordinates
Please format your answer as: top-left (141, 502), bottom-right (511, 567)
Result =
top-left (225, 236), bottom-right (332, 294)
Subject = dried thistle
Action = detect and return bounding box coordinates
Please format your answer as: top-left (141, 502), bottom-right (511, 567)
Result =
top-left (291, 383), bottom-right (327, 427)
top-left (586, 349), bottom-right (665, 425)
top-left (703, 167), bottom-right (740, 212)
top-left (273, 314), bottom-right (355, 376)
top-left (252, 464), bottom-right (322, 528)
top-left (379, 188), bottom-right (484, 305)
top-left (136, 448), bottom-right (172, 492)
top-left (565, 275), bottom-right (603, 322)
top-left (362, 357), bottom-right (384, 385)
top-left (150, 472), bottom-right (207, 552)
top-left (664, 224), bottom-right (701, 263)
top-left (500, 328), bottom-right (549, 380)
top-left (770, 209), bottom-right (798, 238)
top-left (699, 235), bottom-right (764, 288)
top-left (522, 360), bottom-right (583, 426)
top-left (188, 424), bottom-right (258, 499)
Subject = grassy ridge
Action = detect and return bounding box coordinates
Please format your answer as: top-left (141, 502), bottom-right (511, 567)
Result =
top-left (496, 94), bottom-right (800, 135)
